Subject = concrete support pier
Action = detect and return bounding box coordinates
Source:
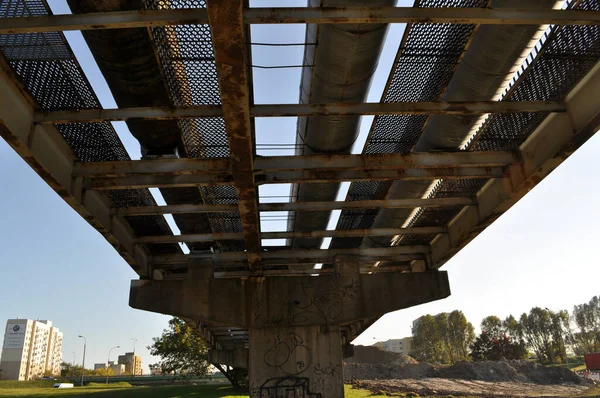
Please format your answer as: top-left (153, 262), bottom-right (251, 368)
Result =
top-left (130, 255), bottom-right (451, 397)
top-left (249, 326), bottom-right (343, 397)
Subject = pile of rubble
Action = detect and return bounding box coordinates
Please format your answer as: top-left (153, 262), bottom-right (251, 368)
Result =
top-left (345, 346), bottom-right (584, 385)
top-left (435, 359), bottom-right (583, 384)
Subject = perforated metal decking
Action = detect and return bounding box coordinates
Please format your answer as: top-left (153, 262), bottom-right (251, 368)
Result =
top-left (0, 0), bottom-right (181, 256)
top-left (332, 0), bottom-right (488, 253)
top-left (332, 0), bottom-right (600, 258)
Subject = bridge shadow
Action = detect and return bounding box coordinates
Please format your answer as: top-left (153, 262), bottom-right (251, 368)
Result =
top-left (16, 384), bottom-right (247, 398)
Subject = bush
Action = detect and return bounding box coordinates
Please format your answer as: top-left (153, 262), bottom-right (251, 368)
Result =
top-left (87, 381), bottom-right (132, 387)
top-left (0, 380), bottom-right (56, 388)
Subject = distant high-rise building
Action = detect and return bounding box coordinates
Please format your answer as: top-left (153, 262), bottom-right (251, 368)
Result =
top-left (0, 319), bottom-right (63, 380)
top-left (117, 352), bottom-right (142, 376)
top-left (94, 361), bottom-right (125, 376)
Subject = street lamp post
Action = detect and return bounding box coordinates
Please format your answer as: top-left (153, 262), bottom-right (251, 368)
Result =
top-left (78, 335), bottom-right (86, 387)
top-left (132, 338), bottom-right (138, 377)
top-left (106, 345), bottom-right (120, 384)
top-left (71, 352), bottom-right (75, 378)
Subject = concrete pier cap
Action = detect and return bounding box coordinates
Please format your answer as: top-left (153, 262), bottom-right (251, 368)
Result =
top-left (130, 255), bottom-right (450, 397)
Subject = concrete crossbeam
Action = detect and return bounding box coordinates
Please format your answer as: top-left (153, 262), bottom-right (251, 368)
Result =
top-left (131, 255), bottom-right (450, 396)
top-left (34, 101), bottom-right (565, 123)
top-left (129, 259), bottom-right (450, 328)
top-left (1, 8), bottom-right (600, 34)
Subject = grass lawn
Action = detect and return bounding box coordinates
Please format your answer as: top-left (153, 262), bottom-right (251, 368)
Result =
top-left (1, 382), bottom-right (598, 398)
top-left (0, 383), bottom-right (396, 398)
top-left (571, 364), bottom-right (588, 372)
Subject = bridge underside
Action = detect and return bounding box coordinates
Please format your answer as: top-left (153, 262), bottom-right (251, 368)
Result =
top-left (1, 1), bottom-right (600, 396)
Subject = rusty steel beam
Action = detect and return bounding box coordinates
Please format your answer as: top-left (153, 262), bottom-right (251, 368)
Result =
top-left (34, 101), bottom-right (565, 123)
top-left (112, 203), bottom-right (239, 216)
top-left (258, 197), bottom-right (476, 212)
top-left (76, 152), bottom-right (513, 189)
top-left (84, 174), bottom-right (233, 190)
top-left (209, 265), bottom-right (412, 278)
top-left (267, 226), bottom-right (444, 239)
top-left (137, 233), bottom-right (245, 244)
top-left (74, 157), bottom-right (231, 177)
top-left (113, 197), bottom-right (476, 216)
top-left (0, 9), bottom-right (210, 34)
top-left (75, 151), bottom-right (515, 177)
top-left (258, 166), bottom-right (504, 184)
top-left (245, 7), bottom-right (600, 25)
top-left (134, 226), bottom-right (444, 244)
top-left (207, 0), bottom-right (262, 272)
top-left (2, 8), bottom-right (600, 35)
top-left (255, 151), bottom-right (517, 170)
top-left (150, 244), bottom-right (429, 265)
top-left (154, 253), bottom-right (422, 268)
top-left (84, 166), bottom-right (502, 189)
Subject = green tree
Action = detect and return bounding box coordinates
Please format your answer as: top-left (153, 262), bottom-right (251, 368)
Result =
top-left (503, 315), bottom-right (523, 341)
top-left (411, 311), bottom-right (475, 364)
top-left (148, 317), bottom-right (210, 376)
top-left (573, 296), bottom-right (600, 354)
top-left (92, 367), bottom-right (114, 376)
top-left (470, 332), bottom-right (528, 361)
top-left (445, 310), bottom-right (475, 363)
top-left (550, 310), bottom-right (571, 363)
top-left (520, 307), bottom-right (570, 365)
top-left (411, 314), bottom-right (447, 363)
top-left (481, 316), bottom-right (504, 338)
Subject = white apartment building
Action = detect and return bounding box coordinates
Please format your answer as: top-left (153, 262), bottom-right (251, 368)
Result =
top-left (0, 319), bottom-right (63, 380)
top-left (374, 337), bottom-right (413, 355)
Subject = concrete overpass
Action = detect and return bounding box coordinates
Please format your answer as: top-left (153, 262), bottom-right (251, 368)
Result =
top-left (1, 0), bottom-right (599, 396)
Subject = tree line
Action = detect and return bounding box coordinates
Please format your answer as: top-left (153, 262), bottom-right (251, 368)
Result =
top-left (59, 363), bottom-right (128, 377)
top-left (411, 295), bottom-right (600, 365)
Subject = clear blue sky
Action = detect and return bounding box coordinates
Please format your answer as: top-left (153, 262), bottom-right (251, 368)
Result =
top-left (0, 0), bottom-right (599, 372)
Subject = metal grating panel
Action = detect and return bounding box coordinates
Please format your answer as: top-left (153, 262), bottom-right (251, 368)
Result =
top-left (55, 123), bottom-right (130, 163)
top-left (474, 5), bottom-right (600, 150)
top-left (144, 0), bottom-right (229, 159)
top-left (433, 179), bottom-right (488, 199)
top-left (145, 0), bottom-right (243, 253)
top-left (407, 0), bottom-right (600, 248)
top-left (0, 0), bottom-right (179, 254)
top-left (336, 0), bottom-right (486, 234)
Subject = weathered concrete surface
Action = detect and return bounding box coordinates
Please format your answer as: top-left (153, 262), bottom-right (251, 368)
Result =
top-left (130, 277), bottom-right (251, 328)
top-left (209, 345), bottom-right (248, 369)
top-left (129, 255), bottom-right (450, 397)
top-left (249, 326), bottom-right (343, 398)
top-left (129, 268), bottom-right (450, 328)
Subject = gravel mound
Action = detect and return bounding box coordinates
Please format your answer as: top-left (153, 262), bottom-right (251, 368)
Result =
top-left (344, 353), bottom-right (586, 386)
top-left (346, 345), bottom-right (418, 366)
top-left (434, 360), bottom-right (584, 385)
top-left (345, 362), bottom-right (434, 381)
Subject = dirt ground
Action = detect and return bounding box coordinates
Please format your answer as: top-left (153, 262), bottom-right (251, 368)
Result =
top-left (345, 347), bottom-right (597, 397)
top-left (352, 378), bottom-right (591, 397)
